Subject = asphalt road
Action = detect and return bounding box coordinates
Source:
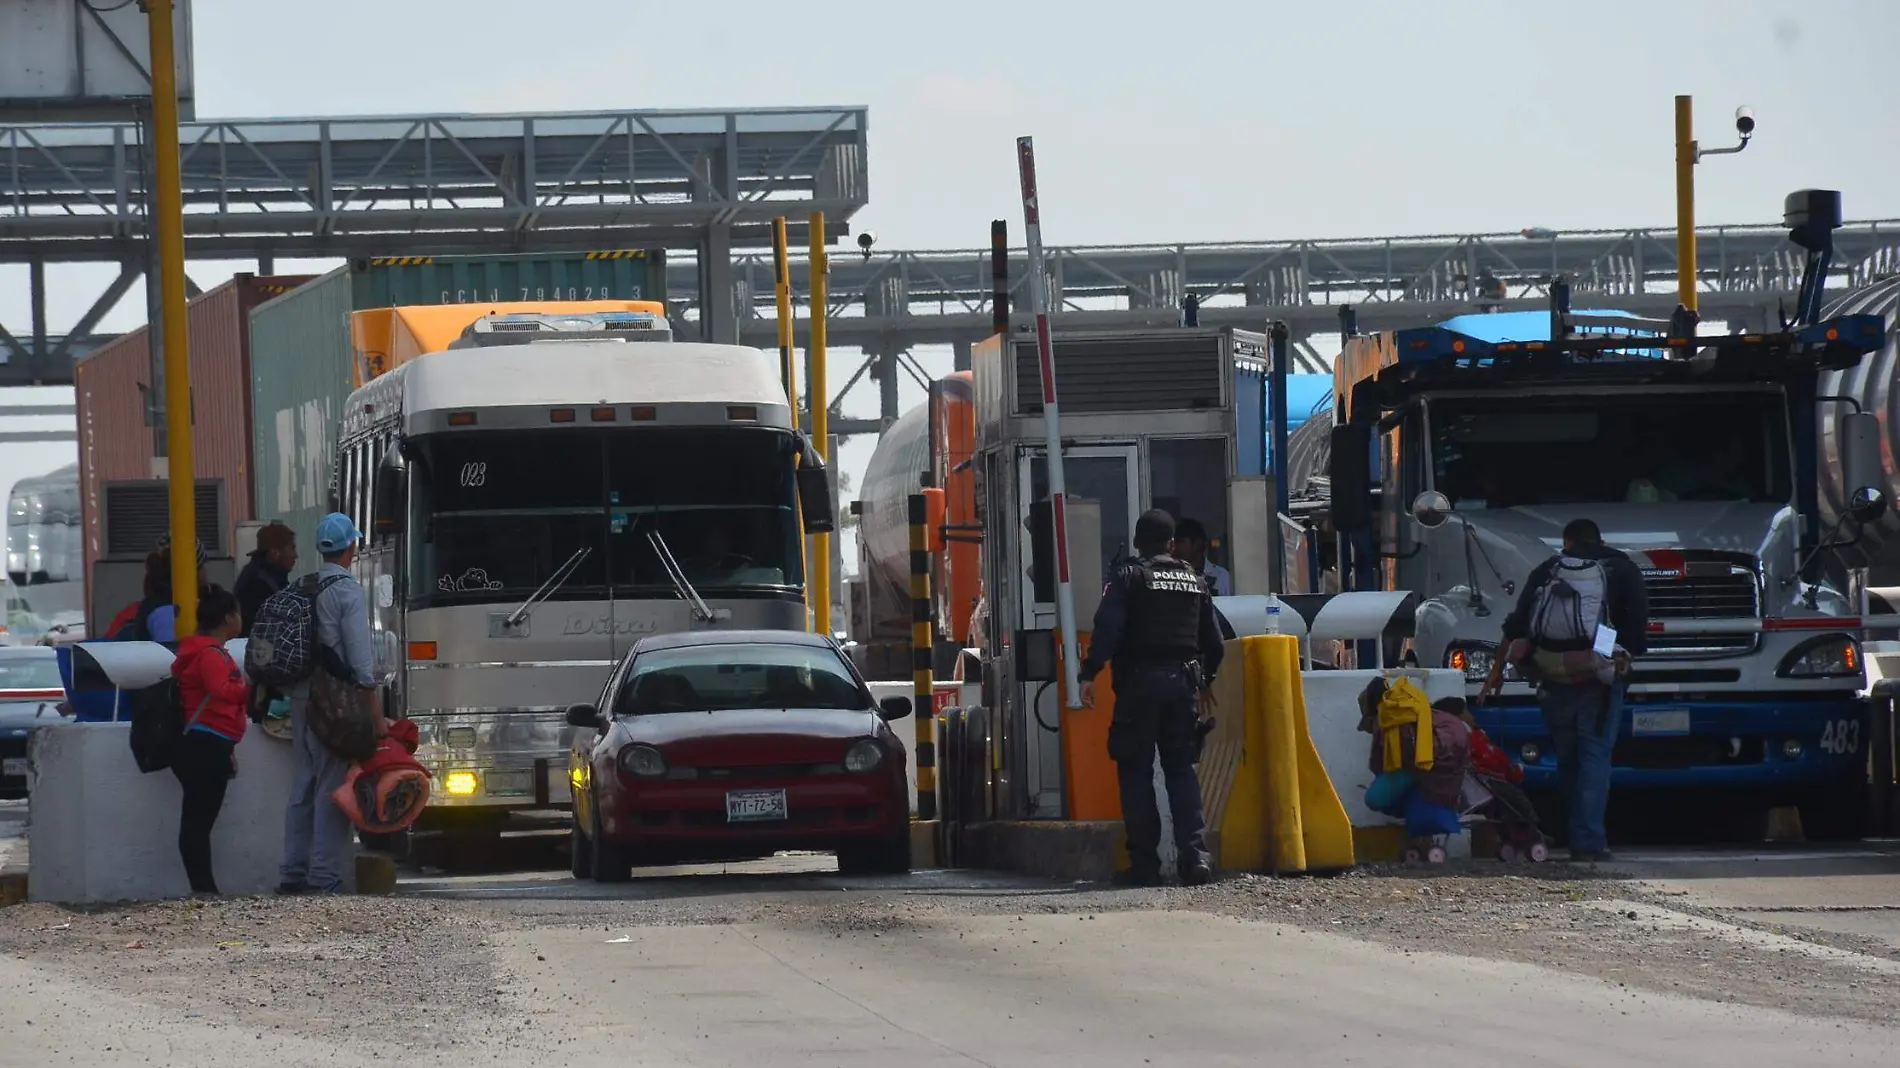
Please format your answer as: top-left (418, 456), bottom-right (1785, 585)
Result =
top-left (4, 845), bottom-right (1900, 1067)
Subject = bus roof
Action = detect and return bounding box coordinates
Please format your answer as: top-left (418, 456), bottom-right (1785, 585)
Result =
top-left (379, 340), bottom-right (792, 432)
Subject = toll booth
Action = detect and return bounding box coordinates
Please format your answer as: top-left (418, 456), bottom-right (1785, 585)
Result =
top-left (971, 326), bottom-right (1268, 820)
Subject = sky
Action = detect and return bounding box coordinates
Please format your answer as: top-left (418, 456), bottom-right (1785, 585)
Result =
top-left (1, 0), bottom-right (1896, 564)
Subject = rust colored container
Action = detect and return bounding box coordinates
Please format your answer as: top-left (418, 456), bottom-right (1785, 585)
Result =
top-left (74, 274), bottom-right (312, 628)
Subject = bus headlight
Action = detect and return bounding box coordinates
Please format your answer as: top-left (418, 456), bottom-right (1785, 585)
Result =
top-left (844, 739), bottom-right (885, 773)
top-left (1776, 635), bottom-right (1861, 679)
top-left (618, 745), bottom-right (668, 779)
top-left (1447, 642), bottom-right (1517, 683)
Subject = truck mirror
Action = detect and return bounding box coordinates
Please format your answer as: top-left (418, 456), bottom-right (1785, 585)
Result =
top-left (1409, 491), bottom-right (1452, 529)
top-left (1842, 412), bottom-right (1886, 523)
top-left (1328, 424), bottom-right (1373, 533)
top-left (798, 464), bottom-right (835, 534)
top-left (1850, 486), bottom-right (1888, 525)
top-left (373, 449), bottom-right (407, 536)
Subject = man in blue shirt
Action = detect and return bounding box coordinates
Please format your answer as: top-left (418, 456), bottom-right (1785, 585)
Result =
top-left (278, 513), bottom-right (387, 894)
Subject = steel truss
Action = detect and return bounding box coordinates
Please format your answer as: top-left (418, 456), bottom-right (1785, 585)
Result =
top-left (0, 105), bottom-right (869, 382)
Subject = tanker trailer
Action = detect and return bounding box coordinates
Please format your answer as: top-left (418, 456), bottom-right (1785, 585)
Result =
top-left (849, 374), bottom-right (980, 680)
top-left (1819, 276), bottom-right (1900, 585)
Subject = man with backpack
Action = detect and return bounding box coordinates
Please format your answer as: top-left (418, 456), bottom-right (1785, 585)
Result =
top-left (1480, 518), bottom-right (1648, 863)
top-left (265, 513), bottom-right (387, 895)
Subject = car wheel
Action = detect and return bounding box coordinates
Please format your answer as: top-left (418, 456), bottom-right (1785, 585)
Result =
top-left (590, 808), bottom-right (634, 883)
top-left (568, 818), bottom-right (593, 880)
top-left (839, 829), bottom-right (912, 875)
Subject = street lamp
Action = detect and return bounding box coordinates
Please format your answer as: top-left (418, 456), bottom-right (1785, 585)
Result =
top-left (1675, 96), bottom-right (1756, 316)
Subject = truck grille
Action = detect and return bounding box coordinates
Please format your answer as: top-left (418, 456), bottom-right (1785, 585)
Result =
top-left (1642, 559), bottom-right (1760, 620)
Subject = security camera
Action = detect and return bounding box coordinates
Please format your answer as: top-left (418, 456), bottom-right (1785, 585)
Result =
top-left (1735, 106), bottom-right (1756, 138)
top-left (855, 231), bottom-right (877, 263)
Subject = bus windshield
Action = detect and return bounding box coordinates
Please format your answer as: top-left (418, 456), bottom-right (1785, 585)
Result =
top-left (408, 428), bottom-right (803, 606)
top-left (1429, 389), bottom-right (1791, 510)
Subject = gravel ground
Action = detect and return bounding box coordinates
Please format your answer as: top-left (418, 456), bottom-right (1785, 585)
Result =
top-left (3, 860), bottom-right (1897, 1055)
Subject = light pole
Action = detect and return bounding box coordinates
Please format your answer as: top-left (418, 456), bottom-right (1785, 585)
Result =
top-left (1674, 95), bottom-right (1756, 316)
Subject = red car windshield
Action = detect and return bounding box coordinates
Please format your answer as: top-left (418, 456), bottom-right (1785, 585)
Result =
top-left (616, 645), bottom-right (867, 715)
top-left (0, 655), bottom-right (62, 693)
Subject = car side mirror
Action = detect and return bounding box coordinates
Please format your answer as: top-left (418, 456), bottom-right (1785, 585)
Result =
top-left (564, 703), bottom-right (601, 729)
top-left (877, 696), bottom-right (912, 721)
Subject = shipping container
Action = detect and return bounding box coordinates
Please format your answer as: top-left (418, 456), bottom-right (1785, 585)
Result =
top-left (250, 251), bottom-right (668, 551)
top-left (350, 250), bottom-right (666, 310)
top-left (375, 300), bottom-right (667, 379)
top-left (74, 274), bottom-right (313, 630)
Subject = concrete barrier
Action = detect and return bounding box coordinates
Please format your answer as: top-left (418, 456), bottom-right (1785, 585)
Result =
top-left (28, 721), bottom-right (353, 903)
top-left (29, 636), bottom-right (356, 903)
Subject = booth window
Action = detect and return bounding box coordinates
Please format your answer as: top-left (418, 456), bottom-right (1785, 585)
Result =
top-left (1148, 438), bottom-right (1229, 568)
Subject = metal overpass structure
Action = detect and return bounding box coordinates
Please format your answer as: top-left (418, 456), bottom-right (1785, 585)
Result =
top-left (674, 219), bottom-right (1900, 435)
top-left (0, 105), bottom-right (869, 383)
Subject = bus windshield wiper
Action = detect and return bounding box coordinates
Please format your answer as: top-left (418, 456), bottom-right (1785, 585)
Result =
top-left (647, 531), bottom-right (716, 623)
top-left (503, 546), bottom-right (593, 629)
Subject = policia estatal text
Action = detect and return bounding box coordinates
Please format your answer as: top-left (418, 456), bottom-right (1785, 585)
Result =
top-left (1079, 509), bottom-right (1225, 887)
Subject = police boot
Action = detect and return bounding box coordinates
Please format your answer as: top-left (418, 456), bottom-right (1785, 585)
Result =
top-left (1178, 853), bottom-right (1213, 887)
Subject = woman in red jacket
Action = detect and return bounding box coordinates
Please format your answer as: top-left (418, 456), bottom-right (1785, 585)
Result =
top-left (169, 585), bottom-right (249, 896)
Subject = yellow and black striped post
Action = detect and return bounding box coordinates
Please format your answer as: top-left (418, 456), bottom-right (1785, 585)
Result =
top-left (908, 493), bottom-right (937, 820)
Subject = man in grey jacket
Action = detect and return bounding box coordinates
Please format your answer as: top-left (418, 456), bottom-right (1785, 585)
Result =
top-left (278, 513), bottom-right (387, 894)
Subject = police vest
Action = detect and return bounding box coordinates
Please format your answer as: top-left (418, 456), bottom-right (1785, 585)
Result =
top-left (1121, 556), bottom-right (1205, 658)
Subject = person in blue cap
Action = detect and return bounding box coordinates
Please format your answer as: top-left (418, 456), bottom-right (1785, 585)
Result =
top-left (278, 512), bottom-right (386, 894)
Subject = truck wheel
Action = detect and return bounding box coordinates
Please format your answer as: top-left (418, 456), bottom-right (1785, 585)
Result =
top-left (590, 809), bottom-right (634, 883)
top-left (1800, 787), bottom-right (1868, 842)
top-left (838, 831), bottom-right (912, 875)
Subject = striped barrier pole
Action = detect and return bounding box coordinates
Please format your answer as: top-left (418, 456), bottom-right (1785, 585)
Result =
top-left (908, 493), bottom-right (938, 820)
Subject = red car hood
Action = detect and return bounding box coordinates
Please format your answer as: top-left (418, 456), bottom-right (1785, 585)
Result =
top-left (625, 707), bottom-right (884, 765)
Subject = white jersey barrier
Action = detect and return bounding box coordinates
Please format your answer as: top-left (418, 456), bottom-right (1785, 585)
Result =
top-left (31, 638), bottom-right (354, 903)
top-left (1216, 591), bottom-right (1471, 860)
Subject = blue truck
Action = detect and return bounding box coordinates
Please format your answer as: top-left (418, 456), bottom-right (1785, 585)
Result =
top-left (1305, 192), bottom-right (1889, 839)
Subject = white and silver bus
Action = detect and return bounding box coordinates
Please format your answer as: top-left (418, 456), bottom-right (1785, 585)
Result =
top-left (331, 310), bottom-right (832, 837)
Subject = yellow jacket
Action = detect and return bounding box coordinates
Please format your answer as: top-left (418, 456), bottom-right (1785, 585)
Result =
top-left (1377, 677), bottom-right (1434, 772)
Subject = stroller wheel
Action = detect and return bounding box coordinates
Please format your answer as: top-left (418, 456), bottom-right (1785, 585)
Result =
top-left (1402, 848), bottom-right (1422, 864)
top-left (1528, 842), bottom-right (1549, 863)
top-left (1498, 842), bottom-right (1517, 863)
top-left (1426, 847), bottom-right (1447, 865)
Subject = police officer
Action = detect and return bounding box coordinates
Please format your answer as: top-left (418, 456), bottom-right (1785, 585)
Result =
top-left (1079, 509), bottom-right (1225, 887)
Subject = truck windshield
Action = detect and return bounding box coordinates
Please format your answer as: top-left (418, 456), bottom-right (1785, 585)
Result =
top-left (1429, 390), bottom-right (1791, 509)
top-left (408, 428), bottom-right (802, 606)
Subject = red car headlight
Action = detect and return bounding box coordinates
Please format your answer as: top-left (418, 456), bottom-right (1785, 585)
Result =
top-left (844, 739), bottom-right (885, 773)
top-left (618, 745), bottom-right (667, 779)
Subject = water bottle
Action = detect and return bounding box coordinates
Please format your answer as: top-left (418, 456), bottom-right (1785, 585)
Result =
top-left (1265, 603), bottom-right (1282, 636)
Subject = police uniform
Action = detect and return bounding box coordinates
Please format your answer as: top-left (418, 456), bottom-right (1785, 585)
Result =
top-left (1079, 553), bottom-right (1226, 881)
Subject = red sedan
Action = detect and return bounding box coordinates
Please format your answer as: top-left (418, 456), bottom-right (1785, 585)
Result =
top-left (565, 630), bottom-right (914, 880)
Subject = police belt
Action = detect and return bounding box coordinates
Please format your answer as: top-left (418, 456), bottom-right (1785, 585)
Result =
top-left (1113, 652), bottom-right (1201, 677)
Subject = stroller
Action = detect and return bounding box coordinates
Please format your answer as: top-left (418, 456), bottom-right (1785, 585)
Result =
top-left (1462, 772), bottom-right (1551, 863)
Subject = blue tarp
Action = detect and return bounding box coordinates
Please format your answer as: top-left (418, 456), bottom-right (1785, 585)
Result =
top-left (1436, 309), bottom-right (1645, 343)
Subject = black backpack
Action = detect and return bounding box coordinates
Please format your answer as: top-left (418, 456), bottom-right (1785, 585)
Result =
top-left (128, 675), bottom-right (211, 774)
top-left (245, 573), bottom-right (346, 688)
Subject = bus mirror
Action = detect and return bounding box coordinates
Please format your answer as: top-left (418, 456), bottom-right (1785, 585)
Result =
top-left (1328, 424), bottom-right (1373, 533)
top-left (1842, 412), bottom-right (1886, 522)
top-left (798, 464), bottom-right (835, 534)
top-left (374, 450), bottom-right (407, 535)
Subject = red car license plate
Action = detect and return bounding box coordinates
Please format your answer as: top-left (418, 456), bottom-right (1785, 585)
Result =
top-left (725, 789), bottom-right (788, 822)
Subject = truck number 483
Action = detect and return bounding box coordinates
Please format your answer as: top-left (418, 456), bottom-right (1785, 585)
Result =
top-left (1819, 719), bottom-right (1861, 756)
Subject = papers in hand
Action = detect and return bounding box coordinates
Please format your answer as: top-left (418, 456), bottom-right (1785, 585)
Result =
top-left (1593, 624), bottom-right (1618, 659)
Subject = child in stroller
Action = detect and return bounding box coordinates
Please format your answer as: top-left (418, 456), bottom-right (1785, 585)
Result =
top-left (1436, 697), bottom-right (1550, 863)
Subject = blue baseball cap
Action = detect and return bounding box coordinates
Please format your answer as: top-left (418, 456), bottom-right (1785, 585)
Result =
top-left (315, 513), bottom-right (364, 554)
